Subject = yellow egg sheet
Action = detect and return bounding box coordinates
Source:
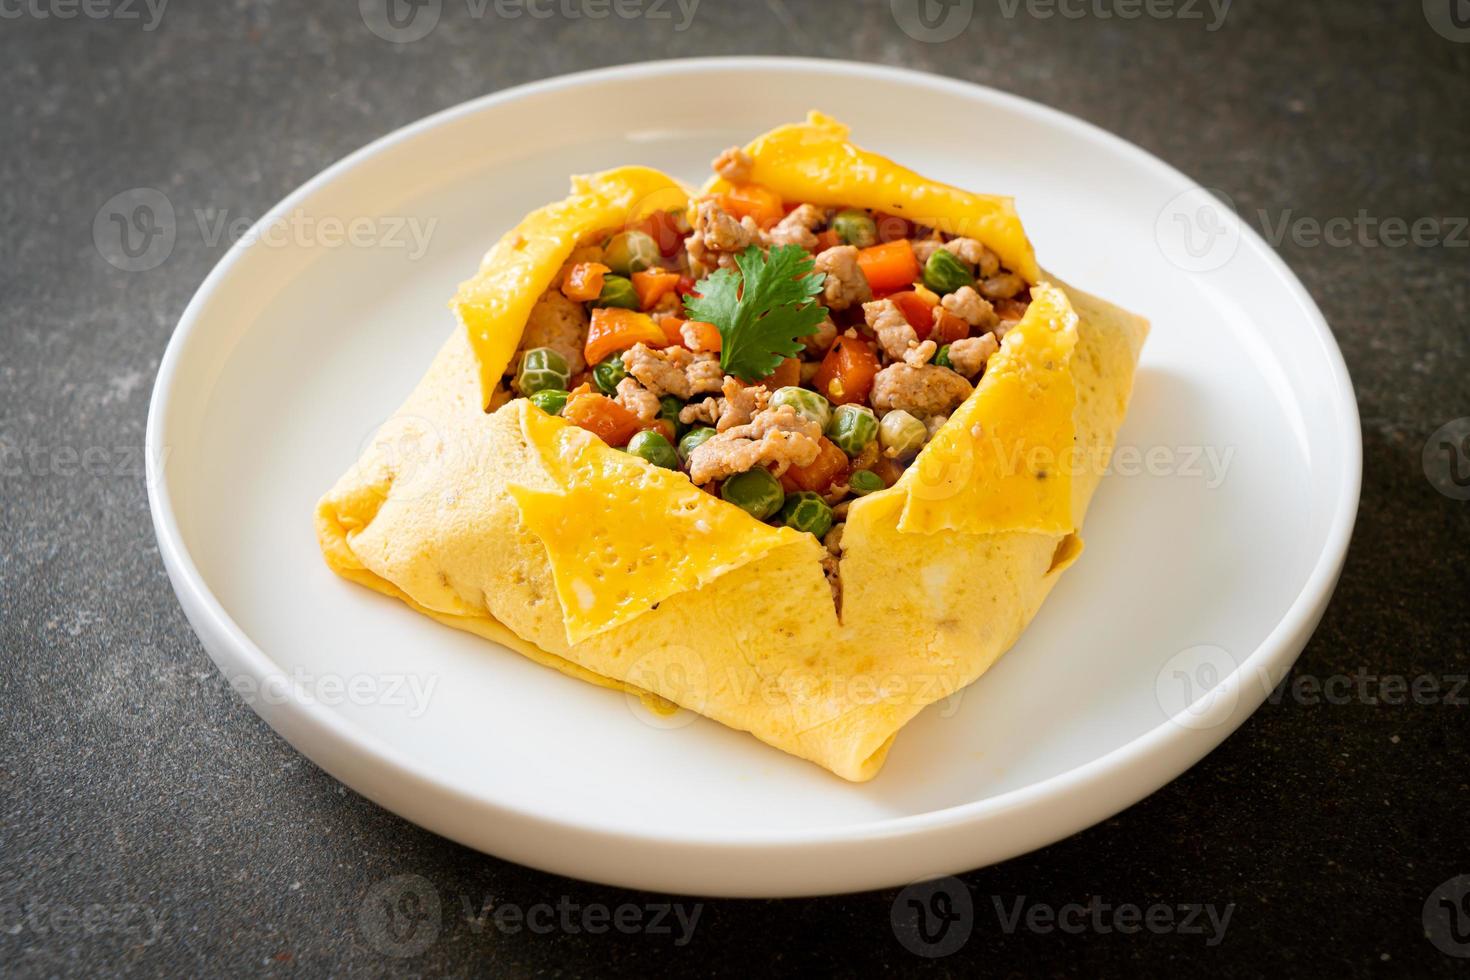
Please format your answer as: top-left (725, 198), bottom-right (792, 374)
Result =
top-left (315, 119), bottom-right (1149, 781)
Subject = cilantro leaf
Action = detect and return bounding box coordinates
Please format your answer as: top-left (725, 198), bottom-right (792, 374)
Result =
top-left (684, 245), bottom-right (828, 382)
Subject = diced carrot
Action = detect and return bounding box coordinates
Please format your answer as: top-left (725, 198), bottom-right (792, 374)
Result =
top-left (814, 229), bottom-right (840, 252)
top-left (631, 269), bottom-right (681, 310)
top-left (781, 437), bottom-right (849, 494)
top-left (718, 184), bottom-right (784, 229)
top-left (680, 319), bottom-right (723, 354)
top-left (569, 380), bottom-right (593, 397)
top-left (584, 308), bottom-right (668, 365)
top-left (562, 262), bottom-right (609, 303)
top-left (856, 240), bottom-right (921, 294)
top-left (761, 356), bottom-right (800, 389)
top-left (930, 308), bottom-right (970, 345)
top-left (659, 316), bottom-right (686, 347)
top-left (812, 336), bottom-right (880, 406)
top-left (888, 289), bottom-right (938, 338)
top-left (563, 392), bottom-right (640, 447)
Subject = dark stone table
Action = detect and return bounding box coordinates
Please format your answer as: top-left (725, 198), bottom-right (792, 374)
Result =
top-left (3, 1), bottom-right (1467, 975)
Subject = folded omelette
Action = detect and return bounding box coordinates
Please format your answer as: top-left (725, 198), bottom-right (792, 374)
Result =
top-left (316, 113), bottom-right (1149, 781)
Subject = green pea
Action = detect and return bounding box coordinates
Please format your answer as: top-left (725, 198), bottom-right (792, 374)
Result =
top-left (592, 353), bottom-right (628, 395)
top-left (595, 274), bottom-right (641, 310)
top-left (678, 426), bottom-right (716, 462)
top-left (516, 347), bottom-right (570, 395)
top-left (602, 230), bottom-right (660, 275)
top-left (721, 468), bottom-right (784, 520)
top-left (923, 247), bottom-right (974, 295)
top-left (879, 409), bottom-right (928, 460)
top-left (528, 388), bottom-right (569, 416)
top-left (825, 403), bottom-right (878, 457)
top-left (769, 386), bottom-right (831, 430)
top-left (779, 491), bottom-right (834, 539)
top-left (658, 395), bottom-right (685, 437)
top-left (626, 430), bottom-right (679, 470)
top-left (831, 209), bottom-right (877, 249)
top-left (934, 344), bottom-right (953, 369)
top-left (848, 469), bottom-right (886, 496)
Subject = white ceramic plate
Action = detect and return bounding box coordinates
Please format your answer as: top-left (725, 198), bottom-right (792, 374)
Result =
top-left (147, 58), bottom-right (1359, 897)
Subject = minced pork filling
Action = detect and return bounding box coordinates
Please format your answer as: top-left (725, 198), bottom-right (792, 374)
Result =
top-left (503, 146), bottom-right (1032, 564)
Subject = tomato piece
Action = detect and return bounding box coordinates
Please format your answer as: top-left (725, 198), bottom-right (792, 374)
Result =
top-left (873, 212), bottom-right (913, 243)
top-left (888, 289), bottom-right (939, 338)
top-left (781, 438), bottom-right (849, 494)
top-left (718, 184), bottom-right (784, 229)
top-left (631, 268), bottom-right (681, 310)
top-left (561, 262), bottom-right (609, 303)
top-left (562, 392), bottom-right (640, 447)
top-left (812, 336), bottom-right (879, 406)
top-left (761, 356), bottom-right (800, 390)
top-left (856, 240), bottom-right (921, 294)
top-left (675, 275), bottom-right (699, 298)
top-left (930, 308), bottom-right (970, 345)
top-left (634, 210), bottom-right (687, 257)
top-left (584, 308), bottom-right (668, 365)
top-left (814, 229), bottom-right (840, 252)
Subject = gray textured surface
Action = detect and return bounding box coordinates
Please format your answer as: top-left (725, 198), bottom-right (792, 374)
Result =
top-left (3, 1), bottom-right (1469, 976)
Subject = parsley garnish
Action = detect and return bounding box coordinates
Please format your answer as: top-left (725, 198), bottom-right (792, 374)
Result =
top-left (684, 245), bottom-right (828, 382)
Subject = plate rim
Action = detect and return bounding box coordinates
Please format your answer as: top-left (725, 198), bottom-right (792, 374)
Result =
top-left (146, 56), bottom-right (1361, 889)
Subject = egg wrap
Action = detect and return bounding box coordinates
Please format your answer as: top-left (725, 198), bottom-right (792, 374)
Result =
top-left (315, 116), bottom-right (1149, 781)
